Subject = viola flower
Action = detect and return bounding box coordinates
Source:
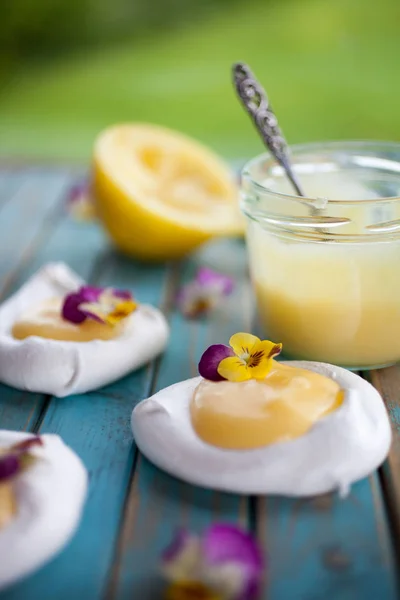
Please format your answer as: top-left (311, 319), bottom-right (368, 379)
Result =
top-left (66, 182), bottom-right (96, 221)
top-left (0, 437), bottom-right (43, 482)
top-left (62, 286), bottom-right (137, 326)
top-left (177, 268), bottom-right (234, 319)
top-left (161, 524), bottom-right (264, 600)
top-left (199, 333), bottom-right (282, 382)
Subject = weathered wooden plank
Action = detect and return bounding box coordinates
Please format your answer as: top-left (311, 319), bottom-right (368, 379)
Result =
top-left (0, 168), bottom-right (28, 211)
top-left (370, 366), bottom-right (400, 547)
top-left (0, 165), bottom-right (398, 600)
top-left (112, 236), bottom-right (398, 599)
top-left (2, 253), bottom-right (169, 600)
top-left (254, 368), bottom-right (398, 597)
top-left (259, 475), bottom-right (397, 599)
top-left (0, 169), bottom-right (72, 294)
top-left (0, 169), bottom-right (74, 431)
top-left (254, 365), bottom-right (398, 597)
top-left (108, 239), bottom-right (251, 600)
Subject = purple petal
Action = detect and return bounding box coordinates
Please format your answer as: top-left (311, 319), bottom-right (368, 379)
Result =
top-left (196, 267), bottom-right (235, 295)
top-left (198, 344), bottom-right (235, 381)
top-left (79, 286), bottom-right (103, 302)
top-left (202, 524), bottom-right (264, 600)
top-left (62, 286), bottom-right (103, 324)
top-left (0, 455), bottom-right (20, 481)
top-left (62, 292), bottom-right (87, 324)
top-left (112, 289), bottom-right (132, 300)
top-left (161, 529), bottom-right (192, 563)
top-left (78, 306), bottom-right (106, 324)
top-left (12, 436), bottom-right (43, 453)
top-left (67, 183), bottom-right (87, 204)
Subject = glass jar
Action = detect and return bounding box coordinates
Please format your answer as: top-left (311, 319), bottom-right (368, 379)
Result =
top-left (241, 141), bottom-right (400, 370)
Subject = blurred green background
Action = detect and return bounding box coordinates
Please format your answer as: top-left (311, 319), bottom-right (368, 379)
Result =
top-left (1, 0), bottom-right (399, 162)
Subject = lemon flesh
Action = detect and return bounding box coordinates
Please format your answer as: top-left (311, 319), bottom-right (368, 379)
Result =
top-left (92, 124), bottom-right (243, 261)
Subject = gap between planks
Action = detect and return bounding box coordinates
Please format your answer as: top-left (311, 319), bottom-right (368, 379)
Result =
top-left (103, 261), bottom-right (181, 600)
top-left (368, 367), bottom-right (400, 569)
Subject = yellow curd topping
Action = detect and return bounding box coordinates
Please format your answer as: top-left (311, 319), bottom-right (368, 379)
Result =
top-left (190, 362), bottom-right (343, 449)
top-left (248, 227), bottom-right (400, 367)
top-left (12, 298), bottom-right (124, 342)
top-left (245, 171), bottom-right (400, 368)
top-left (0, 483), bottom-right (16, 529)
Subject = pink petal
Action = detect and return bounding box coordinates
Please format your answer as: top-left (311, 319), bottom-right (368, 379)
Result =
top-left (202, 524), bottom-right (264, 600)
top-left (196, 267), bottom-right (235, 295)
top-left (198, 344), bottom-right (235, 381)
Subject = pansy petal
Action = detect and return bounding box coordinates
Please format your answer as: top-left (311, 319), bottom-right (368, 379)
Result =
top-left (198, 345), bottom-right (234, 381)
top-left (105, 300), bottom-right (137, 325)
top-left (111, 289), bottom-right (132, 300)
top-left (265, 341), bottom-right (283, 359)
top-left (78, 302), bottom-right (108, 324)
top-left (229, 333), bottom-right (260, 357)
top-left (196, 268), bottom-right (235, 296)
top-left (67, 184), bottom-right (96, 221)
top-left (79, 286), bottom-right (103, 302)
top-left (62, 292), bottom-right (87, 324)
top-left (0, 455), bottom-right (20, 481)
top-left (162, 529), bottom-right (192, 563)
top-left (12, 436), bottom-right (43, 453)
top-left (166, 582), bottom-right (219, 600)
top-left (205, 562), bottom-right (247, 599)
top-left (177, 281), bottom-right (217, 319)
top-left (202, 525), bottom-right (263, 600)
top-left (217, 357), bottom-right (251, 382)
top-left (161, 530), bottom-right (202, 582)
top-left (245, 359), bottom-right (272, 380)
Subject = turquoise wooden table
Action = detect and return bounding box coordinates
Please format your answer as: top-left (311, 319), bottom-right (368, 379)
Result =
top-left (0, 164), bottom-right (399, 600)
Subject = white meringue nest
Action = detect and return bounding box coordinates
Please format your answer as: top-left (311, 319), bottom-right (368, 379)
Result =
top-left (0, 431), bottom-right (87, 590)
top-left (132, 362), bottom-right (391, 496)
top-left (0, 263), bottom-right (169, 397)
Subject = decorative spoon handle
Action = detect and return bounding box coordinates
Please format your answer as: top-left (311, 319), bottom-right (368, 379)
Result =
top-left (232, 62), bottom-right (305, 197)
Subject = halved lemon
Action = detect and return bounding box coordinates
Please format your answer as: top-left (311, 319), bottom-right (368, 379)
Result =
top-left (91, 124), bottom-right (243, 261)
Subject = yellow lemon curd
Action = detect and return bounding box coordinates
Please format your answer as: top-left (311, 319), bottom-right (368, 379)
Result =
top-left (12, 299), bottom-right (123, 342)
top-left (245, 171), bottom-right (400, 368)
top-left (0, 483), bottom-right (16, 529)
top-left (190, 362), bottom-right (343, 450)
top-left (248, 225), bottom-right (400, 368)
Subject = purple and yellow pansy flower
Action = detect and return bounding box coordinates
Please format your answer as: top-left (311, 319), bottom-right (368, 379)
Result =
top-left (62, 286), bottom-right (137, 326)
top-left (199, 333), bottom-right (282, 382)
top-left (161, 524), bottom-right (264, 600)
top-left (0, 437), bottom-right (43, 482)
top-left (177, 268), bottom-right (234, 319)
top-left (66, 182), bottom-right (96, 221)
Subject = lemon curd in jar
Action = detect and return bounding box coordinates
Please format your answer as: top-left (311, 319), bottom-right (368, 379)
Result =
top-left (242, 142), bottom-right (400, 369)
top-left (191, 362), bottom-right (343, 449)
top-left (12, 299), bottom-right (123, 342)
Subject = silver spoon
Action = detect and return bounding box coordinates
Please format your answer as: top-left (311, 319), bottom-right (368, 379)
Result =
top-left (232, 62), bottom-right (305, 197)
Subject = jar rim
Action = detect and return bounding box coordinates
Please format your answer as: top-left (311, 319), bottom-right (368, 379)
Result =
top-left (242, 140), bottom-right (400, 205)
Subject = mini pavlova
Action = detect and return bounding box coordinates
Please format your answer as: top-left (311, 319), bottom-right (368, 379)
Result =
top-left (0, 431), bottom-right (87, 590)
top-left (0, 263), bottom-right (169, 397)
top-left (132, 332), bottom-right (391, 496)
